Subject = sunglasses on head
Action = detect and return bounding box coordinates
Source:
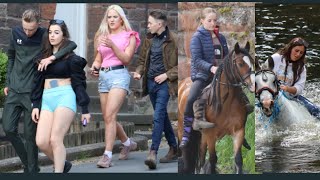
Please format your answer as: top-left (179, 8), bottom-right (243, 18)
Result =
top-left (293, 37), bottom-right (309, 48)
top-left (49, 19), bottom-right (65, 25)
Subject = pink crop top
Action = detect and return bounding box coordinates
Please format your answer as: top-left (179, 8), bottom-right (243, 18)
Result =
top-left (97, 31), bottom-right (140, 67)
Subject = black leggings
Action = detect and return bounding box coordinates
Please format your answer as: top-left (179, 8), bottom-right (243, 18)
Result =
top-left (184, 79), bottom-right (211, 117)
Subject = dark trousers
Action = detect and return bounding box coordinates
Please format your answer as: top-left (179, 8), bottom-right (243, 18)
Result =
top-left (147, 79), bottom-right (177, 152)
top-left (296, 95), bottom-right (320, 118)
top-left (2, 91), bottom-right (38, 173)
top-left (184, 79), bottom-right (211, 117)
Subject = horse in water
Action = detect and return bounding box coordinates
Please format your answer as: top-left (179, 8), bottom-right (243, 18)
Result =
top-left (178, 42), bottom-right (255, 174)
top-left (255, 59), bottom-right (320, 122)
top-left (255, 69), bottom-right (280, 117)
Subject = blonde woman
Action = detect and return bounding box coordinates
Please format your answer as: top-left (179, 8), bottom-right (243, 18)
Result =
top-left (180, 8), bottom-right (228, 148)
top-left (90, 4), bottom-right (141, 168)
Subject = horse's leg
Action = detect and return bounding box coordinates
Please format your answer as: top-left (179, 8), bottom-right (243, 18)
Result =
top-left (206, 136), bottom-right (217, 174)
top-left (199, 137), bottom-right (207, 172)
top-left (178, 156), bottom-right (184, 173)
top-left (197, 136), bottom-right (207, 173)
top-left (233, 128), bottom-right (245, 174)
top-left (177, 139), bottom-right (182, 157)
top-left (181, 130), bottom-right (201, 174)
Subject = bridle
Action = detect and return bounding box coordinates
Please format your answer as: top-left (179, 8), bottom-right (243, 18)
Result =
top-left (255, 69), bottom-right (280, 99)
top-left (219, 50), bottom-right (255, 89)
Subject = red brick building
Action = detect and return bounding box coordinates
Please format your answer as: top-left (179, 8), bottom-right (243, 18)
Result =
top-left (0, 3), bottom-right (178, 75)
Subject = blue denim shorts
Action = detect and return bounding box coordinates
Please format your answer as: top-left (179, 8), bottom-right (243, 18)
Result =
top-left (98, 68), bottom-right (131, 94)
top-left (41, 85), bottom-right (77, 113)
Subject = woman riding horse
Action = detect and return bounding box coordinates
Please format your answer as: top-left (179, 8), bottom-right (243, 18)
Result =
top-left (262, 37), bottom-right (320, 118)
top-left (178, 41), bottom-right (255, 174)
top-left (179, 7), bottom-right (253, 149)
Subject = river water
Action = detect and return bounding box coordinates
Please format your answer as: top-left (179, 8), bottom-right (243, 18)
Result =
top-left (255, 4), bottom-right (320, 173)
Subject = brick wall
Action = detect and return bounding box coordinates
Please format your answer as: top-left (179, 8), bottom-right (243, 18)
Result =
top-left (0, 2), bottom-right (178, 89)
top-left (86, 3), bottom-right (178, 77)
top-left (0, 3), bottom-right (178, 115)
top-left (178, 2), bottom-right (255, 80)
top-left (0, 3), bottom-right (179, 63)
top-left (0, 3), bottom-right (56, 52)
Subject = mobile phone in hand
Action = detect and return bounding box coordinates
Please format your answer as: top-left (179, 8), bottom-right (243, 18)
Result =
top-left (82, 118), bottom-right (87, 127)
top-left (93, 66), bottom-right (99, 74)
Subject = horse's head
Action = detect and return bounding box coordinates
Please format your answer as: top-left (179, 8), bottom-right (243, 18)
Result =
top-left (231, 42), bottom-right (255, 92)
top-left (255, 70), bottom-right (280, 117)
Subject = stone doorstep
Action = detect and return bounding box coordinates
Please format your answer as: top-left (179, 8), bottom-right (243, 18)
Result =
top-left (88, 96), bottom-right (131, 113)
top-left (0, 121), bottom-right (136, 160)
top-left (86, 113), bottom-right (154, 125)
top-left (0, 135), bottom-right (148, 173)
top-left (134, 123), bottom-right (178, 139)
top-left (0, 114), bottom-right (154, 137)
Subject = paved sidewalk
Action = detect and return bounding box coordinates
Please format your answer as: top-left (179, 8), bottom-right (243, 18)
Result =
top-left (11, 147), bottom-right (177, 173)
top-left (7, 137), bottom-right (177, 173)
top-left (0, 135), bottom-right (148, 172)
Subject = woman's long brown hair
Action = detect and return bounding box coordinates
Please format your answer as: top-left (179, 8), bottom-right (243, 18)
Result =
top-left (278, 37), bottom-right (308, 86)
top-left (37, 22), bottom-right (71, 63)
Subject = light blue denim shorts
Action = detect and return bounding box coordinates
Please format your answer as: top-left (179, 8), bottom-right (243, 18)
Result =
top-left (98, 68), bottom-right (131, 94)
top-left (41, 85), bottom-right (77, 113)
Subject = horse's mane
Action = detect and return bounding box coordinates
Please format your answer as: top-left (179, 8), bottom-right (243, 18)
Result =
top-left (206, 47), bottom-right (252, 114)
top-left (255, 57), bottom-right (261, 71)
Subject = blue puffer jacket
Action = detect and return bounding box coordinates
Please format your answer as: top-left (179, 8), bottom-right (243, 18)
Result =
top-left (190, 26), bottom-right (228, 82)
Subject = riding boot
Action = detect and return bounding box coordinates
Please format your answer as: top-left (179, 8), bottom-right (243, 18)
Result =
top-left (192, 99), bottom-right (215, 131)
top-left (179, 116), bottom-right (193, 149)
top-left (240, 91), bottom-right (254, 114)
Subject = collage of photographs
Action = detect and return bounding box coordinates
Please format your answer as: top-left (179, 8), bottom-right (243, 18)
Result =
top-left (0, 2), bottom-right (319, 174)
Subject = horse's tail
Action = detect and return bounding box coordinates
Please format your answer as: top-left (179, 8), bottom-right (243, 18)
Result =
top-left (243, 138), bottom-right (251, 150)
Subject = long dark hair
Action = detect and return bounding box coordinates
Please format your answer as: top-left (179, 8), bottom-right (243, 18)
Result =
top-left (38, 19), bottom-right (71, 63)
top-left (278, 37), bottom-right (308, 86)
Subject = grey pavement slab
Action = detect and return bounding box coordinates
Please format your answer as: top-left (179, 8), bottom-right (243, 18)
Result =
top-left (0, 136), bottom-right (148, 172)
top-left (12, 147), bottom-right (177, 173)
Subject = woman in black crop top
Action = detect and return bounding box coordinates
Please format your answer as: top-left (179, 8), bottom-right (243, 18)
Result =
top-left (30, 19), bottom-right (91, 173)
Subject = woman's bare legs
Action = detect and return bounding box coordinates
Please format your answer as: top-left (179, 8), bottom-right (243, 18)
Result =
top-left (100, 89), bottom-right (129, 145)
top-left (50, 107), bottom-right (75, 172)
top-left (36, 108), bottom-right (74, 172)
top-left (36, 110), bottom-right (54, 160)
top-left (100, 88), bottom-right (127, 151)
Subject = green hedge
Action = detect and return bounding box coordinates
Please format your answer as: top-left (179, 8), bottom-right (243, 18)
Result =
top-left (0, 51), bottom-right (8, 107)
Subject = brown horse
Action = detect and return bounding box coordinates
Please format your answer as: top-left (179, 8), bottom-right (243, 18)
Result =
top-left (178, 42), bottom-right (255, 174)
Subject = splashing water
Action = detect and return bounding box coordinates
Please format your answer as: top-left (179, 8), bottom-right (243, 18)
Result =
top-left (255, 4), bottom-right (320, 173)
top-left (256, 91), bottom-right (320, 173)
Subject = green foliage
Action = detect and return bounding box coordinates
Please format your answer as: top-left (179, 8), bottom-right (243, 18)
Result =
top-left (218, 7), bottom-right (232, 15)
top-left (215, 90), bottom-right (257, 174)
top-left (230, 31), bottom-right (250, 42)
top-left (0, 51), bottom-right (8, 107)
top-left (77, 151), bottom-right (90, 160)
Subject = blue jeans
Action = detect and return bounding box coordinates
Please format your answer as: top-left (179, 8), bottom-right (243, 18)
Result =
top-left (147, 79), bottom-right (177, 152)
